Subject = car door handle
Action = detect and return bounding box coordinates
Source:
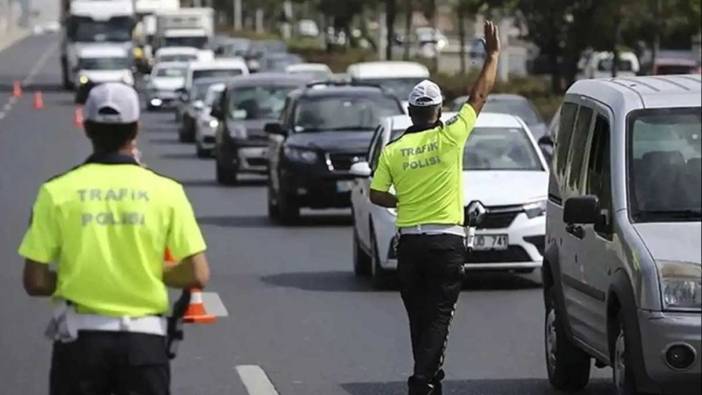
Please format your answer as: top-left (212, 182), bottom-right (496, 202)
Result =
top-left (566, 224), bottom-right (585, 239)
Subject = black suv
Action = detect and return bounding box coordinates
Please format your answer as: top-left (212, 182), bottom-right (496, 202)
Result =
top-left (265, 82), bottom-right (405, 223)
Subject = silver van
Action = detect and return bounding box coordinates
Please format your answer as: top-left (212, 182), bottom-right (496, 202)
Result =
top-left (542, 74), bottom-right (701, 395)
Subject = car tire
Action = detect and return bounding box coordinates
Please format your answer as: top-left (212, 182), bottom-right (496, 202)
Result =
top-left (613, 311), bottom-right (642, 395)
top-left (353, 224), bottom-right (371, 277)
top-left (544, 287), bottom-right (591, 391)
top-left (216, 162), bottom-right (238, 185)
top-left (278, 192), bottom-right (300, 225)
top-left (370, 225), bottom-right (391, 289)
top-left (196, 144), bottom-right (210, 159)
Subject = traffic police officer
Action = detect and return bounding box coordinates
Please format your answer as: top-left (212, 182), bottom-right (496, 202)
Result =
top-left (370, 21), bottom-right (500, 395)
top-left (19, 83), bottom-right (211, 395)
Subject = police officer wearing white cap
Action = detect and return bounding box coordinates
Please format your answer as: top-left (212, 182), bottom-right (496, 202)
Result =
top-left (369, 21), bottom-right (500, 395)
top-left (19, 83), bottom-right (210, 395)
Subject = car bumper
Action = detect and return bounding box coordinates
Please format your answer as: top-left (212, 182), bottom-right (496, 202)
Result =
top-left (281, 170), bottom-right (355, 209)
top-left (637, 309), bottom-right (701, 395)
top-left (146, 92), bottom-right (179, 109)
top-left (218, 139), bottom-right (269, 174)
top-left (196, 120), bottom-right (218, 150)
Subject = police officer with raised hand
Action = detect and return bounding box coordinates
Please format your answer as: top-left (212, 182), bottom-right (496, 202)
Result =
top-left (369, 21), bottom-right (500, 395)
top-left (19, 82), bottom-right (210, 395)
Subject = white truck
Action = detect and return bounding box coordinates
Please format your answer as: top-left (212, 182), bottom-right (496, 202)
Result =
top-left (155, 8), bottom-right (214, 52)
top-left (133, 0), bottom-right (180, 72)
top-left (60, 0), bottom-right (136, 89)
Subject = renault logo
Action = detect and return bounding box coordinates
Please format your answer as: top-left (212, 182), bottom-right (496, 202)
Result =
top-left (466, 201), bottom-right (487, 227)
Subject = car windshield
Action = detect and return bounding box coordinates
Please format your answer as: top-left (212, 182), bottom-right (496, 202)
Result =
top-left (264, 55), bottom-right (302, 72)
top-left (629, 108), bottom-right (701, 222)
top-left (154, 67), bottom-right (186, 78)
top-left (289, 70), bottom-right (331, 81)
top-left (483, 99), bottom-right (543, 126)
top-left (294, 95), bottom-right (402, 132)
top-left (360, 78), bottom-right (424, 101)
top-left (69, 17), bottom-right (133, 42)
top-left (463, 127), bottom-right (543, 170)
top-left (163, 36), bottom-right (208, 49)
top-left (79, 57), bottom-right (130, 70)
top-left (192, 80), bottom-right (225, 101)
top-left (228, 86), bottom-right (295, 120)
top-left (598, 58), bottom-right (634, 72)
top-left (193, 68), bottom-right (243, 80)
top-left (204, 88), bottom-right (223, 106)
top-left (159, 54), bottom-right (197, 63)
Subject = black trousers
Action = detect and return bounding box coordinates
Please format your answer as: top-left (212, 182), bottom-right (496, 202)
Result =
top-left (50, 331), bottom-right (170, 395)
top-left (397, 234), bottom-right (465, 389)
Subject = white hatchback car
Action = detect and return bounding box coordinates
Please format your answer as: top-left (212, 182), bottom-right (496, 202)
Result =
top-left (350, 112), bottom-right (550, 287)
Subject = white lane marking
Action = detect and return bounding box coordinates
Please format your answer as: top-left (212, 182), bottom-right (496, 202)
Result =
top-left (202, 292), bottom-right (229, 317)
top-left (22, 43), bottom-right (57, 85)
top-left (236, 365), bottom-right (280, 395)
top-left (3, 102), bottom-right (12, 112)
top-left (8, 96), bottom-right (17, 105)
top-left (0, 112), bottom-right (5, 120)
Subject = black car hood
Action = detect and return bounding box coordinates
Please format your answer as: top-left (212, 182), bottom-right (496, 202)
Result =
top-left (285, 131), bottom-right (374, 153)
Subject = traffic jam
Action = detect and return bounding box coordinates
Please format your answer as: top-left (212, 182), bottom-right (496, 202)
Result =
top-left (1, 0), bottom-right (700, 394)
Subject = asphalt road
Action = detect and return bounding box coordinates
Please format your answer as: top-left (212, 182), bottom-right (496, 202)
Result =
top-left (0, 34), bottom-right (614, 395)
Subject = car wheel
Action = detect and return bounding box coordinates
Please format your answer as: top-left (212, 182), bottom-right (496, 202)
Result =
top-left (278, 192), bottom-right (299, 225)
top-left (544, 287), bottom-right (591, 391)
top-left (353, 223), bottom-right (371, 277)
top-left (216, 162), bottom-right (238, 185)
top-left (613, 311), bottom-right (641, 395)
top-left (370, 225), bottom-right (390, 289)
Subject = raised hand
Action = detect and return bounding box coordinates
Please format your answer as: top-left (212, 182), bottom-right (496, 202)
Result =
top-left (483, 20), bottom-right (500, 56)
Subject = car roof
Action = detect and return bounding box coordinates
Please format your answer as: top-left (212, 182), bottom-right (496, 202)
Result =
top-left (189, 58), bottom-right (248, 70)
top-left (78, 45), bottom-right (128, 57)
top-left (156, 46), bottom-right (199, 55)
top-left (347, 61), bottom-right (430, 79)
top-left (153, 61), bottom-right (188, 69)
top-left (292, 84), bottom-right (394, 99)
top-left (225, 73), bottom-right (313, 87)
top-left (386, 112), bottom-right (525, 131)
top-left (286, 63), bottom-right (331, 72)
top-left (567, 74), bottom-right (701, 110)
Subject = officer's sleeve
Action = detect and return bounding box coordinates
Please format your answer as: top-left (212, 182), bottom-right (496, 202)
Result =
top-left (370, 149), bottom-right (393, 192)
top-left (440, 103), bottom-right (478, 146)
top-left (18, 185), bottom-right (61, 264)
top-left (166, 185), bottom-right (207, 261)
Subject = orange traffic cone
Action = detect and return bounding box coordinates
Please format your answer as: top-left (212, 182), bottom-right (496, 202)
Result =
top-left (183, 289), bottom-right (216, 324)
top-left (163, 249), bottom-right (216, 324)
top-left (73, 106), bottom-right (83, 127)
top-left (12, 81), bottom-right (22, 97)
top-left (33, 91), bottom-right (44, 109)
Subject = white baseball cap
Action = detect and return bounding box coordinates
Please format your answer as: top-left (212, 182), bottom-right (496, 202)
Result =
top-left (84, 83), bottom-right (140, 124)
top-left (408, 80), bottom-right (443, 107)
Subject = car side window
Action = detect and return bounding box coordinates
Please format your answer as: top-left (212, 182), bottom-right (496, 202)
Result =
top-left (585, 114), bottom-right (613, 236)
top-left (555, 103), bottom-right (578, 180)
top-left (565, 106), bottom-right (594, 197)
top-left (369, 126), bottom-right (385, 171)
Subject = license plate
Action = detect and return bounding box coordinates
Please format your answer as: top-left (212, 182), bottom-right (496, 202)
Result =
top-left (473, 234), bottom-right (508, 251)
top-left (336, 180), bottom-right (354, 193)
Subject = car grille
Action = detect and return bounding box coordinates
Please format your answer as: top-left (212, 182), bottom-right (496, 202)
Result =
top-left (466, 246), bottom-right (532, 263)
top-left (464, 204), bottom-right (522, 229)
top-left (246, 157), bottom-right (268, 167)
top-left (328, 153), bottom-right (366, 171)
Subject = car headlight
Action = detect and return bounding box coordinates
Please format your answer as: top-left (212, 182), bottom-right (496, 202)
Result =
top-left (284, 146), bottom-right (318, 164)
top-left (523, 199), bottom-right (547, 219)
top-left (79, 75), bottom-right (89, 85)
top-left (659, 260), bottom-right (702, 310)
top-left (387, 208), bottom-right (397, 216)
top-left (208, 119), bottom-right (219, 129)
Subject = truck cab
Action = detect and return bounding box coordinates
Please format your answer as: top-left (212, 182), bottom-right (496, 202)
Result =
top-left (61, 0), bottom-right (136, 89)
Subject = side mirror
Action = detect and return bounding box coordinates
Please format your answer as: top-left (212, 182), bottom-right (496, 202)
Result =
top-left (264, 122), bottom-right (286, 136)
top-left (564, 195), bottom-right (600, 224)
top-left (538, 135), bottom-right (554, 147)
top-left (349, 161), bottom-right (371, 178)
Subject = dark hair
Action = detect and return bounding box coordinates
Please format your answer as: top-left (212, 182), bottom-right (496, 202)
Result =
top-left (408, 104), bottom-right (441, 127)
top-left (84, 121), bottom-right (138, 153)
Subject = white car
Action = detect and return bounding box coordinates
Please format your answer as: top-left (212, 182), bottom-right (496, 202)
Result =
top-left (194, 83), bottom-right (225, 158)
top-left (74, 44), bottom-right (134, 103)
top-left (350, 112), bottom-right (549, 287)
top-left (347, 61), bottom-right (430, 108)
top-left (285, 63), bottom-right (332, 81)
top-left (578, 51), bottom-right (640, 80)
top-left (145, 61), bottom-right (188, 110)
